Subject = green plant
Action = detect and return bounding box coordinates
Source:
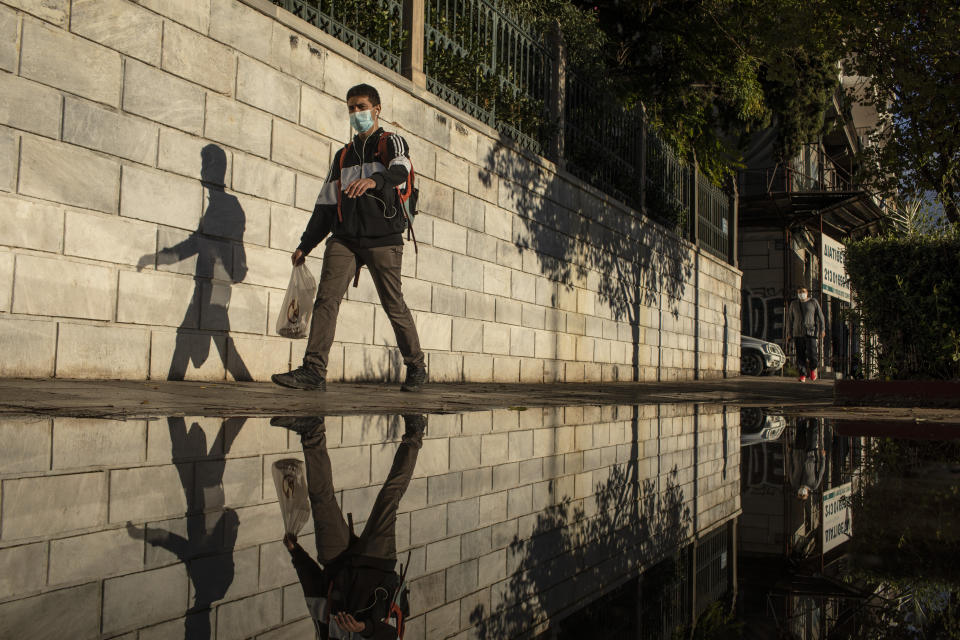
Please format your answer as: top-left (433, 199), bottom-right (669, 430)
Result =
top-left (296, 0), bottom-right (406, 60)
top-left (845, 231), bottom-right (960, 380)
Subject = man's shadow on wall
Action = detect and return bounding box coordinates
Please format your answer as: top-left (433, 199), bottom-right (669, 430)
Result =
top-left (127, 416), bottom-right (246, 639)
top-left (138, 144), bottom-right (251, 381)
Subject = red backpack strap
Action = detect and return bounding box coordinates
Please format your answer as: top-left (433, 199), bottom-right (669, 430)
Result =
top-left (336, 143), bottom-right (351, 223)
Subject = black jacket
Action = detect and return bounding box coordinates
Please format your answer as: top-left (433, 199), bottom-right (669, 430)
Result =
top-left (298, 128), bottom-right (411, 253)
top-left (290, 542), bottom-right (399, 639)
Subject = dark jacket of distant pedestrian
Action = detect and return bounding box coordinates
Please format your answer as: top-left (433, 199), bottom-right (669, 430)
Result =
top-left (786, 286), bottom-right (825, 379)
top-left (789, 418), bottom-right (826, 500)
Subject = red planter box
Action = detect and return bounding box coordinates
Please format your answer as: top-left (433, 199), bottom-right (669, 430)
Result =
top-left (835, 380), bottom-right (960, 407)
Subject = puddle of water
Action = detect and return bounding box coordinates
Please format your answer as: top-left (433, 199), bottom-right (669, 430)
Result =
top-left (0, 406), bottom-right (955, 639)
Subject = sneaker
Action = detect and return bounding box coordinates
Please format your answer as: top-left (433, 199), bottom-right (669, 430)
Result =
top-left (270, 416), bottom-right (325, 435)
top-left (400, 364), bottom-right (427, 392)
top-left (271, 366), bottom-right (326, 390)
top-left (402, 414), bottom-right (427, 436)
top-left (810, 369), bottom-right (818, 381)
top-left (798, 375), bottom-right (806, 382)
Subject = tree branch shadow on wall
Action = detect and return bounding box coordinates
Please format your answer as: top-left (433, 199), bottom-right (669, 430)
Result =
top-left (469, 460), bottom-right (692, 638)
top-left (137, 144), bottom-right (252, 382)
top-left (126, 416), bottom-right (247, 639)
top-left (479, 143), bottom-right (695, 382)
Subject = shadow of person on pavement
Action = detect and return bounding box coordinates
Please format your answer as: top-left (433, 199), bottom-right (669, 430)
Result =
top-left (137, 144), bottom-right (251, 381)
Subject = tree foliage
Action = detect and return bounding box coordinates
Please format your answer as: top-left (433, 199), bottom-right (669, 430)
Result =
top-left (841, 2), bottom-right (960, 225)
top-left (580, 0), bottom-right (845, 184)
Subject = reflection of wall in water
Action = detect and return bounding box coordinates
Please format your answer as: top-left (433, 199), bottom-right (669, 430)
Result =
top-left (0, 406), bottom-right (739, 639)
top-left (740, 441), bottom-right (787, 555)
top-left (540, 521), bottom-right (737, 640)
top-left (0, 415), bottom-right (305, 639)
top-left (461, 404), bottom-right (740, 639)
top-left (740, 418), bottom-right (862, 563)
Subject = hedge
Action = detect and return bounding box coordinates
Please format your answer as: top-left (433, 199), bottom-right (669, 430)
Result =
top-left (845, 233), bottom-right (960, 380)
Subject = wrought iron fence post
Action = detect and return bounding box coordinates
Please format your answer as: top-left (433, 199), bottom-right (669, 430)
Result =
top-left (640, 116), bottom-right (647, 214)
top-left (729, 179), bottom-right (739, 266)
top-left (401, 0), bottom-right (426, 87)
top-left (548, 20), bottom-right (565, 166)
top-left (691, 160), bottom-right (700, 245)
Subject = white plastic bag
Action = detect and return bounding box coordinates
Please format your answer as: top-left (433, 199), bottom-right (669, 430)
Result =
top-left (272, 458), bottom-right (311, 536)
top-left (276, 263), bottom-right (316, 338)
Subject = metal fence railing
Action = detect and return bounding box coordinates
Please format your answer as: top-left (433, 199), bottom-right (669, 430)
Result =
top-left (423, 0), bottom-right (553, 153)
top-left (646, 130), bottom-right (695, 233)
top-left (272, 0), bottom-right (404, 73)
top-left (564, 70), bottom-right (645, 211)
top-left (697, 179), bottom-right (731, 260)
top-left (273, 0), bottom-right (735, 263)
top-left (694, 525), bottom-right (731, 619)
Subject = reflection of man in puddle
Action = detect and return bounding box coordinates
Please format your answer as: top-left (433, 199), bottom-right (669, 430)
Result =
top-left (790, 418), bottom-right (826, 500)
top-left (137, 144), bottom-right (251, 381)
top-left (273, 414), bottom-right (424, 638)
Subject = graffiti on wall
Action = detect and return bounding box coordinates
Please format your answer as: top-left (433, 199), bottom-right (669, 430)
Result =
top-left (742, 442), bottom-right (785, 492)
top-left (742, 287), bottom-right (784, 342)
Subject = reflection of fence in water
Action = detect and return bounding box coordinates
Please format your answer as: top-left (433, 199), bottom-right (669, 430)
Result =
top-left (695, 525), bottom-right (731, 619)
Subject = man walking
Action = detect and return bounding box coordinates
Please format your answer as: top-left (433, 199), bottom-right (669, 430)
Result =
top-left (786, 286), bottom-right (825, 382)
top-left (277, 414), bottom-right (425, 639)
top-left (272, 83), bottom-right (426, 392)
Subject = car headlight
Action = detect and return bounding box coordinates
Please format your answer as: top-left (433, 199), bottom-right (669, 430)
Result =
top-left (761, 344), bottom-right (775, 354)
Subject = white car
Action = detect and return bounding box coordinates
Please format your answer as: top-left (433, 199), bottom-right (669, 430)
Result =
top-left (740, 407), bottom-right (786, 446)
top-left (741, 335), bottom-right (786, 376)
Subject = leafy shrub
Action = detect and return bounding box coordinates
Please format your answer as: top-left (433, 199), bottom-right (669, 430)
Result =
top-left (845, 232), bottom-right (960, 380)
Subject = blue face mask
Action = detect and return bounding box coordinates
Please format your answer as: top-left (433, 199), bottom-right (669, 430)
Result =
top-left (349, 108), bottom-right (375, 133)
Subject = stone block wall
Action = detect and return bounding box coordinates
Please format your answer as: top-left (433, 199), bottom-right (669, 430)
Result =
top-left (0, 405), bottom-right (740, 639)
top-left (0, 0), bottom-right (741, 382)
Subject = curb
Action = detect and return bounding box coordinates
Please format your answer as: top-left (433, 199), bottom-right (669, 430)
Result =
top-left (835, 380), bottom-right (960, 408)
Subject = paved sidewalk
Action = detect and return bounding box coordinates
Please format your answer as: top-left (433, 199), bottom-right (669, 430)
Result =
top-left (1, 376), bottom-right (958, 424)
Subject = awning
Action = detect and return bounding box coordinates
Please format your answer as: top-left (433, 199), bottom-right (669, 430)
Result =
top-left (738, 190), bottom-right (887, 238)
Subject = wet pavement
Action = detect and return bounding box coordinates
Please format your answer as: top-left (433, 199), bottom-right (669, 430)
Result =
top-left (0, 376), bottom-right (834, 418)
top-left (2, 376), bottom-right (959, 424)
top-left (0, 379), bottom-right (957, 639)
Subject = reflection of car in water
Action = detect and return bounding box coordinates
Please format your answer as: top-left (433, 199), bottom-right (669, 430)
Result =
top-left (741, 407), bottom-right (786, 446)
top-left (741, 335), bottom-right (785, 376)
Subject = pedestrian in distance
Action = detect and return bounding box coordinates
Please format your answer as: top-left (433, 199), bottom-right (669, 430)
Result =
top-left (786, 285), bottom-right (825, 382)
top-left (272, 83), bottom-right (427, 392)
top-left (789, 417), bottom-right (826, 500)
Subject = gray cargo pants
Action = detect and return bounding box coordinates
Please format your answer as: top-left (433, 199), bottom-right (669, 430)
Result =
top-left (303, 238), bottom-right (424, 377)
top-left (302, 424), bottom-right (422, 564)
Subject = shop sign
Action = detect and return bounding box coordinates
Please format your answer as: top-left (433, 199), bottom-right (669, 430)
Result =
top-left (822, 482), bottom-right (853, 552)
top-left (821, 235), bottom-right (850, 302)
